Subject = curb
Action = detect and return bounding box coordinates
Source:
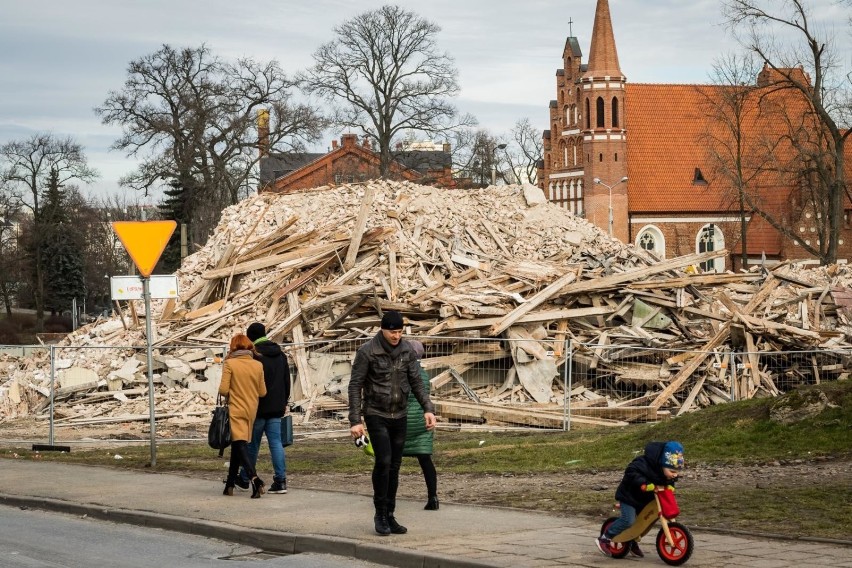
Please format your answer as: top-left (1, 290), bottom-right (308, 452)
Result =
top-left (690, 524), bottom-right (852, 548)
top-left (0, 494), bottom-right (497, 568)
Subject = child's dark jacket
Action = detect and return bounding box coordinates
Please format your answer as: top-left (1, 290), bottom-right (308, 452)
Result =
top-left (614, 441), bottom-right (677, 509)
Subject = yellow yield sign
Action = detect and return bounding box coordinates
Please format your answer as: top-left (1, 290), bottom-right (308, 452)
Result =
top-left (112, 221), bottom-right (177, 278)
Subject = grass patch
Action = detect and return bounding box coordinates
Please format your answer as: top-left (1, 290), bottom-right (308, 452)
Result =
top-left (2, 380), bottom-right (850, 538)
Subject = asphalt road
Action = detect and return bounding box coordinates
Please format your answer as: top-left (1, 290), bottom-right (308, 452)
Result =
top-left (0, 505), bottom-right (386, 568)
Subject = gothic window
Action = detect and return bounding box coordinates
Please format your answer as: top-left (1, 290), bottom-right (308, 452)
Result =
top-left (571, 104), bottom-right (577, 125)
top-left (636, 225), bottom-right (665, 258)
top-left (585, 98), bottom-right (591, 129)
top-left (611, 97), bottom-right (619, 128)
top-left (596, 97), bottom-right (605, 128)
top-left (548, 182), bottom-right (555, 201)
top-left (697, 224), bottom-right (725, 272)
top-left (573, 142), bottom-right (578, 165)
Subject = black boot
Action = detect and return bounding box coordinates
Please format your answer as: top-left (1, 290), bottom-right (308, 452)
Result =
top-left (374, 508), bottom-right (391, 535)
top-left (424, 495), bottom-right (439, 510)
top-left (386, 510), bottom-right (408, 534)
top-left (250, 476), bottom-right (265, 499)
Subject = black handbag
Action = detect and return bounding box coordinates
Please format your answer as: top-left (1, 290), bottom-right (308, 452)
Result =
top-left (208, 395), bottom-right (231, 457)
top-left (282, 414), bottom-right (294, 447)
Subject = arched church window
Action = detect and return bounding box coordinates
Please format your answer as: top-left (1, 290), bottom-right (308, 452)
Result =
top-left (636, 226), bottom-right (665, 258)
top-left (585, 99), bottom-right (591, 129)
top-left (612, 97), bottom-right (619, 128)
top-left (697, 224), bottom-right (725, 272)
top-left (596, 97), bottom-right (605, 128)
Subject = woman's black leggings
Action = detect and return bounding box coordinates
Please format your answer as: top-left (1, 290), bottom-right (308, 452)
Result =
top-left (228, 440), bottom-right (256, 483)
top-left (416, 454), bottom-right (437, 497)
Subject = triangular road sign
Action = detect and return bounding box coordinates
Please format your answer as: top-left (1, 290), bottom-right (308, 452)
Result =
top-left (112, 221), bottom-right (177, 278)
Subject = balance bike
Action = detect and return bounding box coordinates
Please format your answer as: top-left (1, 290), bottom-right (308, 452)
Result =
top-left (599, 487), bottom-right (694, 566)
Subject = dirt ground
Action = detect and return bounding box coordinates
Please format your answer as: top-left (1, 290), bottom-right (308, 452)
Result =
top-left (296, 456), bottom-right (852, 510)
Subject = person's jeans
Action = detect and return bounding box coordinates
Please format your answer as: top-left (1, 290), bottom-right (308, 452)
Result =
top-left (364, 415), bottom-right (407, 513)
top-left (239, 416), bottom-right (286, 483)
top-left (605, 502), bottom-right (637, 538)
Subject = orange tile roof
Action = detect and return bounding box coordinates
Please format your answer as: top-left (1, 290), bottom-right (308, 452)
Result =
top-left (624, 83), bottom-right (826, 213)
top-left (623, 82), bottom-right (852, 256)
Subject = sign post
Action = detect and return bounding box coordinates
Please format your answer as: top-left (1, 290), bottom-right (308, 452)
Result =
top-left (111, 221), bottom-right (177, 467)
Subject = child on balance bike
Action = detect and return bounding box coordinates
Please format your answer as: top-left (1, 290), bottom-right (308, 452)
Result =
top-left (596, 440), bottom-right (685, 558)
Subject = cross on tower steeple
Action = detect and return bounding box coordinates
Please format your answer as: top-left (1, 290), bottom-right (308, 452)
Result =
top-left (568, 17), bottom-right (573, 37)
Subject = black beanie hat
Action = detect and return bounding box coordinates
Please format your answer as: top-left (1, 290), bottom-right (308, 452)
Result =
top-left (380, 310), bottom-right (404, 330)
top-left (246, 322), bottom-right (266, 342)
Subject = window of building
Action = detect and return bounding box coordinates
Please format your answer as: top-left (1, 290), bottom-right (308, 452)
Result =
top-left (697, 224), bottom-right (725, 272)
top-left (611, 97), bottom-right (619, 128)
top-left (596, 97), bottom-right (605, 128)
top-left (693, 168), bottom-right (707, 185)
top-left (636, 225), bottom-right (665, 258)
top-left (599, 153), bottom-right (603, 162)
top-left (585, 99), bottom-right (591, 129)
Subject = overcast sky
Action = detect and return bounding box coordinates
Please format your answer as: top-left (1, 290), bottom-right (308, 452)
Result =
top-left (1, 0), bottom-right (849, 201)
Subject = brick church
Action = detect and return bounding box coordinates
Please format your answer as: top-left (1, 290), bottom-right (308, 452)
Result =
top-left (538, 0), bottom-right (852, 270)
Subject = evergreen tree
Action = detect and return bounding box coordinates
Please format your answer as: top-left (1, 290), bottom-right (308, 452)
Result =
top-left (36, 168), bottom-right (86, 314)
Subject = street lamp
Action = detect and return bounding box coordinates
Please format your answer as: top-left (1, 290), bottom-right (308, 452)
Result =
top-left (593, 176), bottom-right (628, 237)
top-left (491, 143), bottom-right (507, 186)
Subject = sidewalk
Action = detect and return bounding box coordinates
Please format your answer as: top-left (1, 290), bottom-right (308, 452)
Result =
top-left (0, 460), bottom-right (849, 568)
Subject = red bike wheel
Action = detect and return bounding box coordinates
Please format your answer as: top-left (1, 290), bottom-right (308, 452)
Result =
top-left (656, 522), bottom-right (694, 566)
top-left (599, 517), bottom-right (630, 559)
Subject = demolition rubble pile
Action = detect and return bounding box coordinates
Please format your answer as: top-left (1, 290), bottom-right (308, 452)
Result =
top-left (2, 180), bottom-right (852, 431)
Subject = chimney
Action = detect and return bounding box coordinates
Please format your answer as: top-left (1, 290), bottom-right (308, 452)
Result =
top-left (332, 139), bottom-right (338, 150)
top-left (341, 133), bottom-right (358, 147)
top-left (257, 109), bottom-right (270, 157)
top-left (362, 135), bottom-right (372, 150)
top-left (442, 143), bottom-right (451, 153)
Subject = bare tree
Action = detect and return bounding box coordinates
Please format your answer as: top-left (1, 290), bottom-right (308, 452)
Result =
top-left (698, 53), bottom-right (766, 269)
top-left (0, 134), bottom-right (98, 330)
top-left (97, 44), bottom-right (326, 250)
top-left (445, 129), bottom-right (503, 187)
top-left (300, 5), bottom-right (476, 177)
top-left (722, 0), bottom-right (852, 264)
top-left (503, 118), bottom-right (543, 185)
top-left (0, 181), bottom-right (22, 316)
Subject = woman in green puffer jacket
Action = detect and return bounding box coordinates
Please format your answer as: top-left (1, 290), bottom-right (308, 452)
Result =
top-left (402, 340), bottom-right (438, 510)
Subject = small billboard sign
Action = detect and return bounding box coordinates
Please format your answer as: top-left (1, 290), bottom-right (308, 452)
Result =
top-left (110, 275), bottom-right (179, 300)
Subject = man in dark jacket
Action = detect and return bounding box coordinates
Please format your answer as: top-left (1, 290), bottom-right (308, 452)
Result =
top-left (348, 310), bottom-right (436, 536)
top-left (237, 322), bottom-right (291, 494)
top-left (596, 440), bottom-right (684, 558)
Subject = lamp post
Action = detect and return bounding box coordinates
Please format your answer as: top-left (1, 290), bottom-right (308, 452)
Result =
top-left (593, 176), bottom-right (628, 237)
top-left (491, 143), bottom-right (507, 186)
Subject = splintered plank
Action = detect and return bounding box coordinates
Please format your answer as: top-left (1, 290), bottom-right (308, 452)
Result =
top-left (344, 186), bottom-right (375, 270)
top-left (286, 292), bottom-right (311, 401)
top-left (487, 271), bottom-right (580, 336)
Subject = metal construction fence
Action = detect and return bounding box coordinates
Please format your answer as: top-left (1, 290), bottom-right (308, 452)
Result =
top-left (1, 337), bottom-right (848, 446)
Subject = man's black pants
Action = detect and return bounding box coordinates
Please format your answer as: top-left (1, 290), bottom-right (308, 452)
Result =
top-left (365, 415), bottom-right (407, 513)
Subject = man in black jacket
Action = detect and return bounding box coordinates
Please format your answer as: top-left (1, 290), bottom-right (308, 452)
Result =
top-left (349, 310), bottom-right (436, 536)
top-left (237, 322), bottom-right (291, 494)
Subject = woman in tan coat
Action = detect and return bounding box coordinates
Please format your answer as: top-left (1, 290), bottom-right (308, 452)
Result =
top-left (219, 334), bottom-right (267, 497)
